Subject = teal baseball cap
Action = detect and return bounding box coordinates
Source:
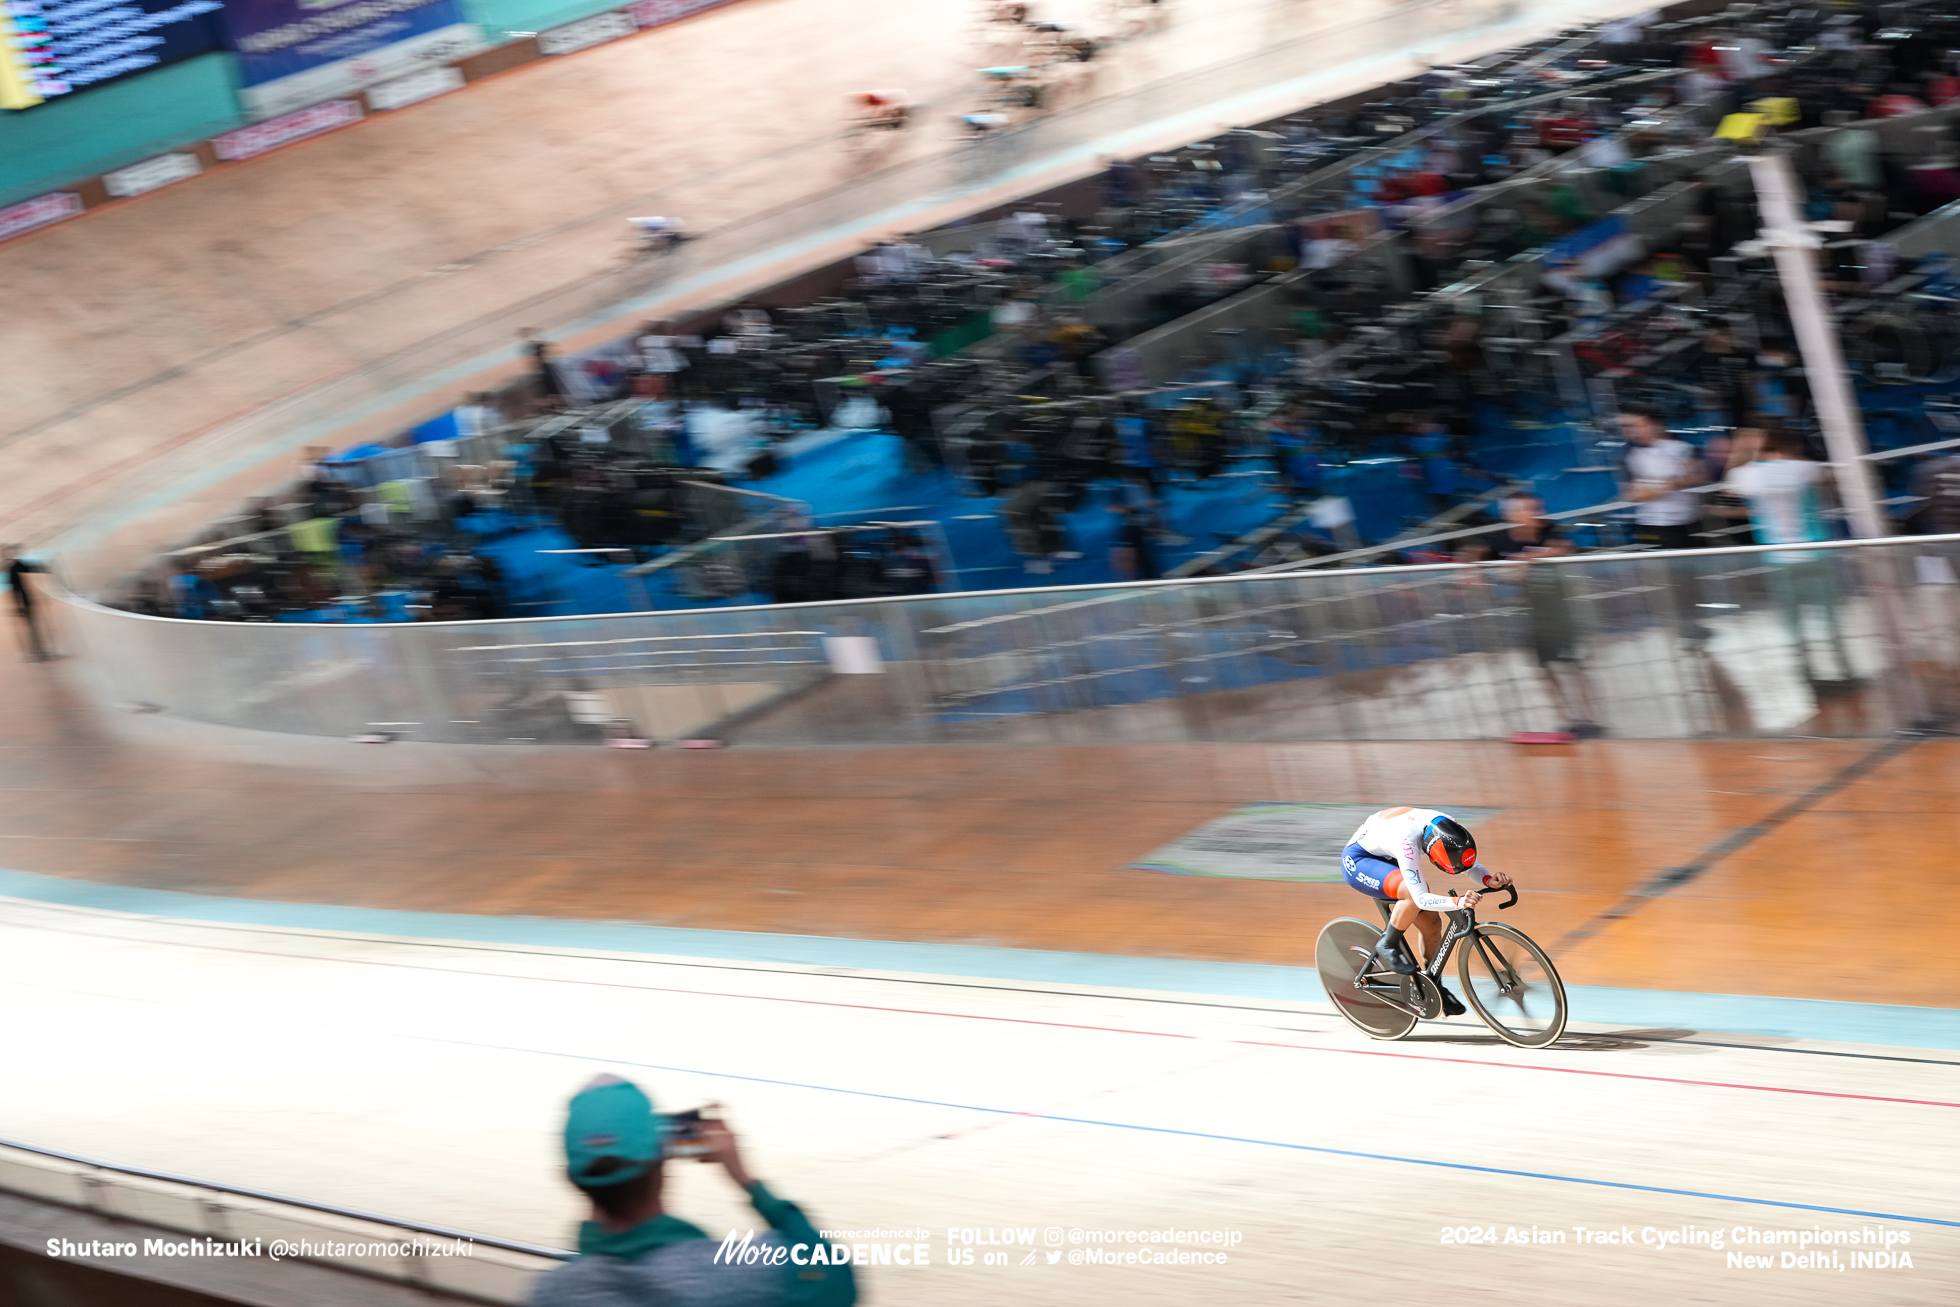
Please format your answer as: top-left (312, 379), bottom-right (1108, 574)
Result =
top-left (564, 1075), bottom-right (664, 1187)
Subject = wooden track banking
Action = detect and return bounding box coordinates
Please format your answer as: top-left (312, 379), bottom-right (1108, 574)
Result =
top-left (0, 641), bottom-right (1951, 1007)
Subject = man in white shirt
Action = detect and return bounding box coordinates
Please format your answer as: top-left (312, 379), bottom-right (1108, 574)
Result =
top-left (1726, 428), bottom-right (1829, 554)
top-left (1618, 406), bottom-right (1705, 552)
top-left (1718, 32), bottom-right (1774, 83)
top-left (1678, 66), bottom-right (1726, 106)
top-left (1617, 405), bottom-right (1712, 646)
top-left (1726, 427), bottom-right (1852, 684)
top-left (991, 296), bottom-right (1036, 331)
top-left (855, 240), bottom-right (909, 285)
top-left (887, 236), bottom-right (929, 281)
top-left (1599, 11), bottom-right (1655, 46)
top-left (454, 392), bottom-right (500, 440)
top-left (635, 322), bottom-right (687, 371)
top-left (1002, 211), bottom-right (1049, 249)
top-left (1302, 236), bottom-right (1350, 270)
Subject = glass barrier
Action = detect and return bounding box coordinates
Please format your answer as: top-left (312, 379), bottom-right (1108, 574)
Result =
top-left (55, 536), bottom-right (1960, 745)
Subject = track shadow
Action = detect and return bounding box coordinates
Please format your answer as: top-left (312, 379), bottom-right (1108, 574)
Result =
top-left (1399, 1025), bottom-right (1508, 1046)
top-left (1537, 1028), bottom-right (1713, 1054)
top-left (1545, 1033), bottom-right (1667, 1052)
top-left (1399, 1026), bottom-right (1706, 1052)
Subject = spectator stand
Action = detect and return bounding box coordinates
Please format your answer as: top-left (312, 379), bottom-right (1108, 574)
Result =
top-left (128, 0), bottom-right (1960, 626)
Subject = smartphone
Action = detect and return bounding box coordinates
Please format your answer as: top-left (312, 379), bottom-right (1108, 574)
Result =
top-left (662, 1108), bottom-right (713, 1159)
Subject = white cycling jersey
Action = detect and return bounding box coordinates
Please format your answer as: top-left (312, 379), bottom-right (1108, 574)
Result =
top-left (1347, 806), bottom-right (1488, 912)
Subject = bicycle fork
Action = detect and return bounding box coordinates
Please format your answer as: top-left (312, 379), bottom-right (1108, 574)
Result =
top-left (1467, 930), bottom-right (1523, 995)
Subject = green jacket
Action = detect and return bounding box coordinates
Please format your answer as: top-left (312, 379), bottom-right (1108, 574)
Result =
top-left (562, 1183), bottom-right (854, 1307)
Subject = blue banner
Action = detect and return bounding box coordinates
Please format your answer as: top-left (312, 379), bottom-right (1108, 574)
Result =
top-left (222, 0), bottom-right (463, 87)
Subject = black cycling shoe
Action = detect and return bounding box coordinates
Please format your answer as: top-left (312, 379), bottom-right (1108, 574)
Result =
top-left (1439, 986), bottom-right (1466, 1018)
top-left (1370, 938), bottom-right (1416, 975)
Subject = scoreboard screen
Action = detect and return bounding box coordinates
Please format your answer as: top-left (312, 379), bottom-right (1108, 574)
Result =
top-left (1, 0), bottom-right (227, 109)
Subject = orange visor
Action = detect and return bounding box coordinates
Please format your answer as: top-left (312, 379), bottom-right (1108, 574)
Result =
top-left (1428, 837), bottom-right (1473, 873)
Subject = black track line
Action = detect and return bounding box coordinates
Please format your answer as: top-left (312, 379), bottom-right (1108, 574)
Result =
top-left (1557, 735), bottom-right (1918, 953)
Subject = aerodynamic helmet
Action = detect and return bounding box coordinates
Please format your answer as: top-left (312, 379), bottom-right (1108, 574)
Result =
top-left (1422, 815), bottom-right (1477, 876)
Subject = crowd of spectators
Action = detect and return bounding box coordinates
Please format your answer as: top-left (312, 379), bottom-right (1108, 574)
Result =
top-left (96, 1), bottom-right (1960, 635)
top-left (119, 440), bottom-right (527, 623)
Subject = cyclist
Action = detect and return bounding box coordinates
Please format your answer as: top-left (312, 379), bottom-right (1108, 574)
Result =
top-left (851, 89), bottom-right (912, 134)
top-left (627, 216), bottom-right (686, 255)
top-left (1342, 806), bottom-right (1510, 1016)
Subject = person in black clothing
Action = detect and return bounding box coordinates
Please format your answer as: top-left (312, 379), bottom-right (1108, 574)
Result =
top-left (1108, 501), bottom-right (1160, 580)
top-left (884, 374), bottom-right (940, 470)
top-left (1698, 325), bottom-right (1752, 429)
top-left (5, 548), bottom-right (50, 662)
top-left (1906, 450), bottom-right (1960, 535)
top-left (519, 327), bottom-right (566, 410)
top-left (884, 533), bottom-right (940, 594)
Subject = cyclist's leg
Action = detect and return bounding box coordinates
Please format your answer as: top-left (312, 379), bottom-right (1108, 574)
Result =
top-left (1340, 842), bottom-right (1400, 901)
top-left (1388, 893), bottom-right (1443, 965)
top-left (1343, 845), bottom-right (1416, 974)
top-left (1389, 889), bottom-right (1466, 1015)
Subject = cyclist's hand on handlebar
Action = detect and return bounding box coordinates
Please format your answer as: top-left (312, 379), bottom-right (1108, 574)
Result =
top-left (1479, 869), bottom-right (1512, 890)
top-left (1454, 891), bottom-right (1482, 911)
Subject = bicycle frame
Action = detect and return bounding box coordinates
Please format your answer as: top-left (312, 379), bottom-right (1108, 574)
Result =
top-left (1359, 891), bottom-right (1521, 1009)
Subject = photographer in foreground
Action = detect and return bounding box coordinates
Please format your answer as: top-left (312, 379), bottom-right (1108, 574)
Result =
top-left (531, 1075), bottom-right (855, 1307)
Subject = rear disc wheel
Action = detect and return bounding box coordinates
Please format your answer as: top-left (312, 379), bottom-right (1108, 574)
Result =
top-left (1316, 917), bottom-right (1418, 1041)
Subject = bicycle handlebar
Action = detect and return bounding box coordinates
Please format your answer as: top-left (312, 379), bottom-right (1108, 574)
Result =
top-left (1462, 885), bottom-right (1518, 911)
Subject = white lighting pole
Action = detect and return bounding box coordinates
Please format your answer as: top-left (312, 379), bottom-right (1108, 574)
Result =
top-left (1743, 150), bottom-right (1888, 539)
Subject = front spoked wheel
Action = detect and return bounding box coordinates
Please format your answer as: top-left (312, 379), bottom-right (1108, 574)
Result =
top-left (1457, 923), bottom-right (1567, 1047)
top-left (1316, 917), bottom-right (1418, 1041)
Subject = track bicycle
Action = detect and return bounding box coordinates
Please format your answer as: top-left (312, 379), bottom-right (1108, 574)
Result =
top-left (623, 217), bottom-right (692, 264)
top-left (1314, 885), bottom-right (1568, 1047)
top-left (976, 64), bottom-right (1047, 114)
top-left (845, 91), bottom-right (913, 156)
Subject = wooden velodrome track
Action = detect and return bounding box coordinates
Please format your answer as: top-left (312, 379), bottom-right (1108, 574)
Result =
top-left (2, 620), bottom-right (1951, 1009)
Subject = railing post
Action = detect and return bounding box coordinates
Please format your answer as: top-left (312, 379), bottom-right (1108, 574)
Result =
top-left (77, 1169), bottom-right (109, 1217)
top-left (1745, 150), bottom-right (1885, 540)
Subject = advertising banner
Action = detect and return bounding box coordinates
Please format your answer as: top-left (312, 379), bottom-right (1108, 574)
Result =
top-left (536, 9), bottom-right (631, 55)
top-left (0, 189), bottom-right (82, 240)
top-left (221, 0), bottom-right (476, 118)
top-left (104, 150), bottom-right (202, 197)
top-left (539, 0), bottom-right (744, 58)
top-left (363, 60), bottom-right (458, 109)
top-left (210, 96), bottom-right (360, 158)
top-left (625, 0), bottom-right (739, 26)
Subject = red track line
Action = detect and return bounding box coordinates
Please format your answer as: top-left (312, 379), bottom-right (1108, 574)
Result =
top-left (14, 916), bottom-right (1960, 1109)
top-left (6, 919), bottom-right (1201, 1042)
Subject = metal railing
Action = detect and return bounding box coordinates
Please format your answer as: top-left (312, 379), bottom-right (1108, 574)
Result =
top-left (55, 534), bottom-right (1960, 745)
top-left (56, 593), bottom-right (835, 743)
top-left (0, 1135), bottom-right (567, 1304)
